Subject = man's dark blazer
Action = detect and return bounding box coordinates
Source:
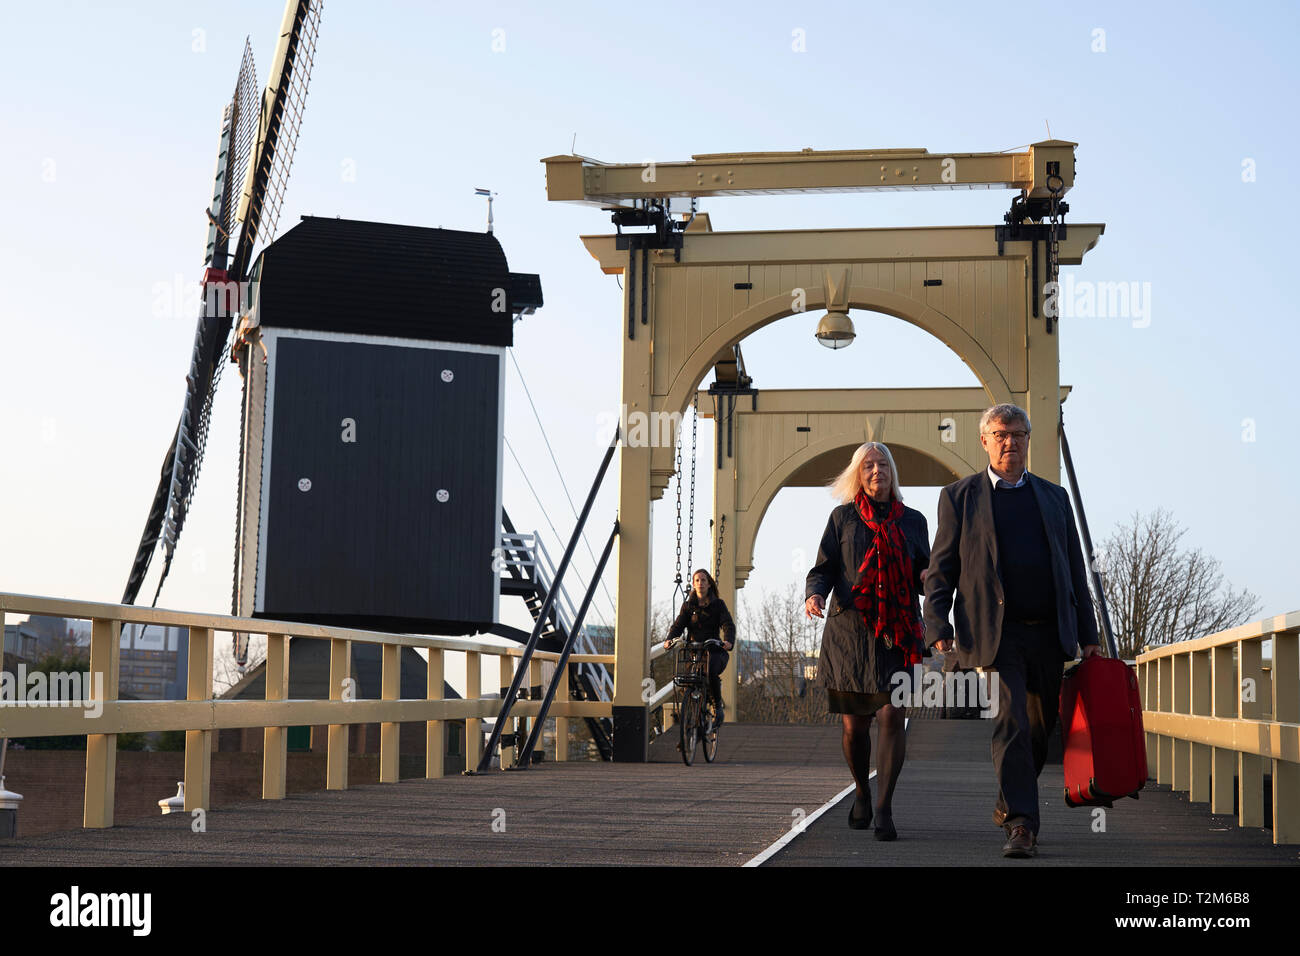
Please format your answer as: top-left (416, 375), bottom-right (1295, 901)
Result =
top-left (923, 469), bottom-right (1099, 668)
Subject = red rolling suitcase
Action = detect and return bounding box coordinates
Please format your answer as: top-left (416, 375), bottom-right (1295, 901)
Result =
top-left (1059, 655), bottom-right (1148, 807)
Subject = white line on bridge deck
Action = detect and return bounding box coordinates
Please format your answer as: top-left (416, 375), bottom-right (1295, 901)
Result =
top-left (744, 717), bottom-right (907, 866)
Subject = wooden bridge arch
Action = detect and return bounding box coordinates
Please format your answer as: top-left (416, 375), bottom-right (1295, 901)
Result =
top-left (573, 212), bottom-right (1102, 759)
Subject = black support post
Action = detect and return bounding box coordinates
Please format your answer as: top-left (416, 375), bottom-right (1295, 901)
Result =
top-left (1060, 412), bottom-right (1119, 658)
top-left (514, 520), bottom-right (619, 768)
top-left (472, 428), bottom-right (620, 773)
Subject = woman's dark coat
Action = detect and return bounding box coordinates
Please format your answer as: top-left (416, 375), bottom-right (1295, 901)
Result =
top-left (666, 593), bottom-right (736, 645)
top-left (805, 502), bottom-right (931, 694)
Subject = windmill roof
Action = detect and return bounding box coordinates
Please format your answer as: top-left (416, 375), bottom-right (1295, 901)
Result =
top-left (252, 216), bottom-right (541, 347)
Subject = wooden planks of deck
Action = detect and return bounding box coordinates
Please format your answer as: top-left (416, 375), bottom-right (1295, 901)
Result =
top-left (1, 721), bottom-right (1294, 866)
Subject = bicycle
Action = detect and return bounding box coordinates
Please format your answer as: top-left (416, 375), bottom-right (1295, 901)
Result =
top-left (669, 637), bottom-right (724, 766)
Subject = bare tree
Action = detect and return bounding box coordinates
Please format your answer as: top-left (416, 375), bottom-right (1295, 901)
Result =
top-left (1098, 509), bottom-right (1261, 658)
top-left (212, 634), bottom-right (266, 696)
top-left (736, 582), bottom-right (833, 724)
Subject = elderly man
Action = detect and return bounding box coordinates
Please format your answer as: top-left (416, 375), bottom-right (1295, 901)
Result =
top-left (924, 403), bottom-right (1100, 858)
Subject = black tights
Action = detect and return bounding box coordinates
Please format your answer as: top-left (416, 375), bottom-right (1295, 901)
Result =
top-left (842, 704), bottom-right (907, 820)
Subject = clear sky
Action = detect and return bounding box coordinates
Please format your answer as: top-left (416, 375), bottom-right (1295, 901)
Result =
top-left (2, 0), bottom-right (1297, 676)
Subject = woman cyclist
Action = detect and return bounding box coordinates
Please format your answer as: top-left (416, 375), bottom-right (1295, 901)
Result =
top-left (663, 568), bottom-right (736, 724)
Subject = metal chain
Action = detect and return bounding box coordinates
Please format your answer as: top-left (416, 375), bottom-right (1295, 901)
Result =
top-left (714, 514), bottom-right (726, 580)
top-left (1046, 165), bottom-right (1065, 328)
top-left (673, 415), bottom-right (684, 598)
top-left (685, 393), bottom-right (698, 575)
top-left (1048, 191), bottom-right (1061, 285)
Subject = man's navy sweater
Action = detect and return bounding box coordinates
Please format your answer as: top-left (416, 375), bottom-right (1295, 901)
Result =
top-left (991, 483), bottom-right (1057, 623)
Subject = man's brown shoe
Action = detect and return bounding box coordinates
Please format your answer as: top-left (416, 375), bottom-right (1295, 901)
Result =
top-left (992, 808), bottom-right (1007, 828)
top-left (1001, 825), bottom-right (1037, 858)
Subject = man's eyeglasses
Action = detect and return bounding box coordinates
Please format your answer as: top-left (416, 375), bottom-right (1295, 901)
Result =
top-left (985, 429), bottom-right (1029, 444)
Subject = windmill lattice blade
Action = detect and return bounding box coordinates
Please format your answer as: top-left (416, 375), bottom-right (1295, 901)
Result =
top-left (257, 2), bottom-right (320, 248)
top-left (231, 0), bottom-right (323, 276)
top-left (121, 426), bottom-right (180, 604)
top-left (223, 39), bottom-right (259, 239)
top-left (123, 96), bottom-right (242, 607)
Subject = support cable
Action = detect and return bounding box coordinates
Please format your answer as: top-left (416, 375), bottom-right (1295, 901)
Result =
top-left (506, 350), bottom-right (618, 624)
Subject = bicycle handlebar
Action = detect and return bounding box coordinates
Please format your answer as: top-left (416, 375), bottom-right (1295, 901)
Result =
top-left (665, 637), bottom-right (727, 650)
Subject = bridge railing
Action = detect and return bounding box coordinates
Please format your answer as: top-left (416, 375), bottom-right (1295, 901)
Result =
top-left (1135, 610), bottom-right (1299, 845)
top-left (0, 592), bottom-right (615, 829)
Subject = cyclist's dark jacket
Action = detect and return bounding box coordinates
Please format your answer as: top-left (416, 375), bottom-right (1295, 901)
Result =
top-left (666, 594), bottom-right (736, 646)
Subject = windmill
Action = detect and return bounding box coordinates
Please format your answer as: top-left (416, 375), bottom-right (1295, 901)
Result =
top-left (121, 0), bottom-right (324, 672)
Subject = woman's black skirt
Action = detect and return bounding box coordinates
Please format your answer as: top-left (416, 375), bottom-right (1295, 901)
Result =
top-left (827, 689), bottom-right (894, 716)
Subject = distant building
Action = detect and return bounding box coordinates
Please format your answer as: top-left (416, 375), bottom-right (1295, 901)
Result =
top-left (584, 624), bottom-right (614, 654)
top-left (3, 623), bottom-right (38, 662)
top-left (755, 648), bottom-right (818, 698)
top-left (736, 641), bottom-right (765, 681)
top-left (7, 615), bottom-right (89, 659)
top-left (1, 617), bottom-right (188, 700)
top-left (117, 623), bottom-right (189, 701)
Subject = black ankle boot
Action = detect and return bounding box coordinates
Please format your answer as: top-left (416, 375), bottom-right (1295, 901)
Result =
top-left (848, 795), bottom-right (872, 830)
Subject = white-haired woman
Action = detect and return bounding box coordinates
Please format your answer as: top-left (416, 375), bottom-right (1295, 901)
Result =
top-left (805, 442), bottom-right (930, 841)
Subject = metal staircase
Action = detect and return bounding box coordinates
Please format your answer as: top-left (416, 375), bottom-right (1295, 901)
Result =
top-left (498, 509), bottom-right (614, 760)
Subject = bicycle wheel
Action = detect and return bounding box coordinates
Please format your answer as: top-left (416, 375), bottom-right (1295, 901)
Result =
top-left (679, 692), bottom-right (699, 766)
top-left (702, 698), bottom-right (719, 763)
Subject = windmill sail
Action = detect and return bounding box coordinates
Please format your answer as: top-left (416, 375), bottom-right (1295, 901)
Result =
top-left (121, 0), bottom-right (323, 608)
top-left (230, 0), bottom-right (322, 279)
top-left (222, 41), bottom-right (261, 248)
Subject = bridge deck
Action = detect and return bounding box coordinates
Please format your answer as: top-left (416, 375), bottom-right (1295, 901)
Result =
top-left (770, 720), bottom-right (1298, 866)
top-left (2, 721), bottom-right (1295, 866)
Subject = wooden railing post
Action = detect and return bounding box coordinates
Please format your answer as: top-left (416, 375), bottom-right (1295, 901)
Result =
top-left (526, 657), bottom-right (542, 764)
top-left (83, 617), bottom-right (120, 829)
top-left (499, 653), bottom-right (515, 769)
top-left (327, 638), bottom-right (351, 790)
top-left (554, 661), bottom-right (569, 762)
top-left (1156, 656), bottom-right (1173, 785)
top-left (184, 626), bottom-right (213, 813)
top-left (262, 633), bottom-right (290, 799)
top-left (465, 651), bottom-right (482, 771)
top-left (1271, 628), bottom-right (1299, 844)
top-left (1238, 638), bottom-right (1265, 827)
top-left (380, 643), bottom-right (400, 783)
top-left (1172, 652), bottom-right (1191, 792)
top-left (1189, 649), bottom-right (1212, 803)
top-left (426, 649), bottom-right (444, 778)
top-left (1211, 643), bottom-right (1236, 814)
top-left (1140, 660), bottom-right (1156, 776)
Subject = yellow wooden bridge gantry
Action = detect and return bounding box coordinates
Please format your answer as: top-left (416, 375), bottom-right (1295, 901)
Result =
top-left (543, 141), bottom-right (1104, 759)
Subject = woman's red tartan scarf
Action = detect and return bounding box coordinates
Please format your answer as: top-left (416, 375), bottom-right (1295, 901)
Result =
top-left (850, 491), bottom-right (925, 667)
